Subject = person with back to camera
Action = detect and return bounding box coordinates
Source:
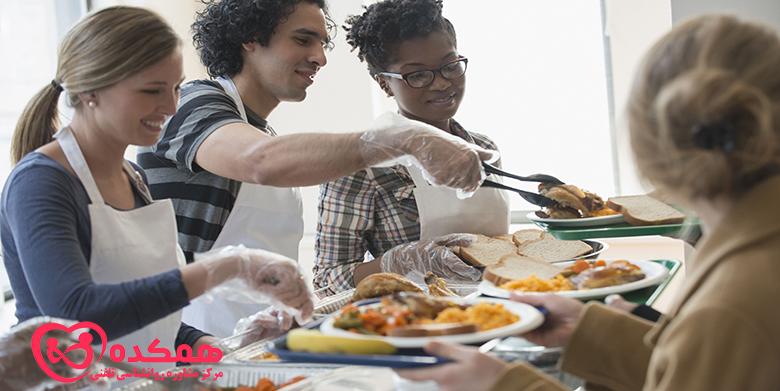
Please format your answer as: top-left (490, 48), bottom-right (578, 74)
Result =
top-left (1, 7), bottom-right (313, 373)
top-left (314, 0), bottom-right (510, 296)
top-left (397, 14), bottom-right (780, 391)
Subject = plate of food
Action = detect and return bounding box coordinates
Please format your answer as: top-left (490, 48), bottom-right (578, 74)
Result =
top-left (478, 258), bottom-right (669, 300)
top-left (528, 183), bottom-right (623, 227)
top-left (319, 293), bottom-right (544, 348)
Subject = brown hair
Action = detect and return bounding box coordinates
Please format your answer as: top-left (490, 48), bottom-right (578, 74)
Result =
top-left (11, 6), bottom-right (180, 163)
top-left (628, 15), bottom-right (780, 202)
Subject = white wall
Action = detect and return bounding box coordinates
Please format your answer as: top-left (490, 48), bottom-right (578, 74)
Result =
top-left (603, 0), bottom-right (673, 195)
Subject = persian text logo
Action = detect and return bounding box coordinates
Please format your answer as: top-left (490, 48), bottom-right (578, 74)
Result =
top-left (30, 321), bottom-right (224, 384)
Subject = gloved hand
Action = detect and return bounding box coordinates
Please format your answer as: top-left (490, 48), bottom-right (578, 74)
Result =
top-left (0, 317), bottom-right (96, 391)
top-left (197, 245), bottom-right (314, 323)
top-left (228, 308), bottom-right (293, 350)
top-left (379, 233), bottom-right (482, 282)
top-left (360, 112), bottom-right (497, 194)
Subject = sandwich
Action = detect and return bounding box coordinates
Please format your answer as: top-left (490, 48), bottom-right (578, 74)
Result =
top-left (352, 273), bottom-right (423, 301)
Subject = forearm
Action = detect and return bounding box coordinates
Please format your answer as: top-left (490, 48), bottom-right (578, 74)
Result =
top-left (244, 132), bottom-right (402, 187)
top-left (33, 270), bottom-right (190, 340)
top-left (197, 117), bottom-right (423, 187)
top-left (180, 255), bottom-right (240, 300)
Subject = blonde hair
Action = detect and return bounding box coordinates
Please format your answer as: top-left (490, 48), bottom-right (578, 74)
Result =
top-left (11, 6), bottom-right (180, 163)
top-left (628, 15), bottom-right (780, 202)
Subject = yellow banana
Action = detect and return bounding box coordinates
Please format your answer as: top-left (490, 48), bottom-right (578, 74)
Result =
top-left (286, 329), bottom-right (396, 355)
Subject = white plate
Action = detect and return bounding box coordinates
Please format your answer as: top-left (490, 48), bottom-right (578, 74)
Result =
top-left (526, 211), bottom-right (624, 227)
top-left (478, 260), bottom-right (669, 300)
top-left (319, 297), bottom-right (544, 348)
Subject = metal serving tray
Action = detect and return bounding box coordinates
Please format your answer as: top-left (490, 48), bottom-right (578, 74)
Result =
top-left (118, 363), bottom-right (340, 390)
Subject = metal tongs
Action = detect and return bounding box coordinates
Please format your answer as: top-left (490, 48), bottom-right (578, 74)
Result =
top-left (481, 162), bottom-right (564, 207)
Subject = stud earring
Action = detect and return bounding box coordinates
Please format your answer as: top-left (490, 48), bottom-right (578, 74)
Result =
top-left (88, 101), bottom-right (96, 108)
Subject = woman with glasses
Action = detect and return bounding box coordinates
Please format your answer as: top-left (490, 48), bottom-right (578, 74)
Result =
top-left (314, 0), bottom-right (510, 295)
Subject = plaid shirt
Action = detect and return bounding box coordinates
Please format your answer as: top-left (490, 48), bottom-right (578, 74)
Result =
top-left (314, 120), bottom-right (498, 295)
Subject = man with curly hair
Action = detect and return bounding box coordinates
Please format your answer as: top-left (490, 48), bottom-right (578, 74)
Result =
top-left (314, 0), bottom-right (509, 296)
top-left (137, 0), bottom-right (494, 337)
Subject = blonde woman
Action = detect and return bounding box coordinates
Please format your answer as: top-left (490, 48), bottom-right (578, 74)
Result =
top-left (0, 6), bottom-right (312, 362)
top-left (399, 14), bottom-right (780, 391)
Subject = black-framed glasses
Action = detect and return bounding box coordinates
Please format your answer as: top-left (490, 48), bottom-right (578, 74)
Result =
top-left (378, 57), bottom-right (468, 88)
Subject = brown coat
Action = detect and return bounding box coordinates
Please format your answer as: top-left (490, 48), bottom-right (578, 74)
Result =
top-left (491, 176), bottom-right (780, 391)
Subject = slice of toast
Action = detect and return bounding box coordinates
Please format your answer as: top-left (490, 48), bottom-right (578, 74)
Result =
top-left (607, 195), bottom-right (685, 226)
top-left (493, 234), bottom-right (515, 242)
top-left (517, 238), bottom-right (592, 263)
top-left (459, 235), bottom-right (518, 267)
top-left (511, 229), bottom-right (546, 246)
top-left (483, 254), bottom-right (562, 286)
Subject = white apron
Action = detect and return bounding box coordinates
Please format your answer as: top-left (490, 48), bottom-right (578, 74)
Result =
top-left (181, 77), bottom-right (304, 337)
top-left (408, 164), bottom-right (510, 241)
top-left (56, 127), bottom-right (185, 370)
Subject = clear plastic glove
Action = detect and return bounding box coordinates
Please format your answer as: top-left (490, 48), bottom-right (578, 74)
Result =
top-left (360, 112), bottom-right (497, 194)
top-left (0, 317), bottom-right (97, 391)
top-left (229, 308), bottom-right (293, 350)
top-left (197, 245), bottom-right (314, 323)
top-left (379, 233), bottom-right (482, 282)
top-left (510, 293), bottom-right (584, 348)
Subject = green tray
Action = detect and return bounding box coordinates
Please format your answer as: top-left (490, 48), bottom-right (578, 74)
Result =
top-left (616, 259), bottom-right (681, 306)
top-left (532, 221), bottom-right (690, 241)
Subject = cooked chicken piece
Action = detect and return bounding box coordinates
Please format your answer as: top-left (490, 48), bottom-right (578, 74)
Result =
top-left (572, 261), bottom-right (645, 289)
top-left (424, 272), bottom-right (459, 297)
top-left (352, 273), bottom-right (423, 301)
top-left (538, 183), bottom-right (607, 218)
top-left (391, 292), bottom-right (463, 319)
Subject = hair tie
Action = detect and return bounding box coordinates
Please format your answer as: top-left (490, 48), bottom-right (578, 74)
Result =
top-left (50, 79), bottom-right (64, 92)
top-left (692, 123), bottom-right (737, 153)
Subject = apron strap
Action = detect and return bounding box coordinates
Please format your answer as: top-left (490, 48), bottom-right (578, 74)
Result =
top-left (55, 127), bottom-right (105, 204)
top-left (406, 164), bottom-right (431, 189)
top-left (122, 161), bottom-right (154, 205)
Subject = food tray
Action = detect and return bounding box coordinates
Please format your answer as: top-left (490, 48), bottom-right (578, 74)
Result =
top-left (118, 363), bottom-right (340, 390)
top-left (532, 221), bottom-right (695, 240)
top-left (268, 335), bottom-right (448, 368)
top-left (621, 259), bottom-right (681, 306)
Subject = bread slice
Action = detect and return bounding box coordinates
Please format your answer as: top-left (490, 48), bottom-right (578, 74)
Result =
top-left (493, 234), bottom-right (514, 242)
top-left (459, 235), bottom-right (518, 267)
top-left (511, 229), bottom-right (545, 246)
top-left (517, 238), bottom-right (592, 263)
top-left (483, 254), bottom-right (562, 286)
top-left (607, 195), bottom-right (685, 226)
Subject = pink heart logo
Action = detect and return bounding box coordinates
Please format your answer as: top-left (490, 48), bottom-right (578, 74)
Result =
top-left (30, 321), bottom-right (107, 383)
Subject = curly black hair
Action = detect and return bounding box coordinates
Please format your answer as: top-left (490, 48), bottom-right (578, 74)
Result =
top-left (344, 0), bottom-right (457, 76)
top-left (193, 0), bottom-right (336, 77)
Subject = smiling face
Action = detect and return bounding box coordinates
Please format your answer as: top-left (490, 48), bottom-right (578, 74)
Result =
top-left (243, 2), bottom-right (329, 103)
top-left (379, 30), bottom-right (464, 129)
top-left (90, 48), bottom-right (184, 147)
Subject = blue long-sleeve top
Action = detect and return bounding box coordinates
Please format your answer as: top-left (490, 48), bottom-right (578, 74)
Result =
top-left (0, 153), bottom-right (208, 347)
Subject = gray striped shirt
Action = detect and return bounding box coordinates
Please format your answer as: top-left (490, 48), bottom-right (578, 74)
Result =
top-left (137, 80), bottom-right (274, 261)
